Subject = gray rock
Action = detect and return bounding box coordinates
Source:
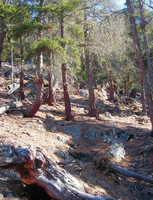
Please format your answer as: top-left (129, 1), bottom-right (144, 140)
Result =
top-left (53, 148), bottom-right (70, 161)
top-left (107, 138), bottom-right (112, 144)
top-left (51, 126), bottom-right (57, 132)
top-left (25, 123), bottom-right (33, 128)
top-left (109, 141), bottom-right (125, 162)
top-left (103, 134), bottom-right (107, 143)
top-left (148, 188), bottom-right (153, 195)
top-left (57, 135), bottom-right (68, 143)
top-left (0, 194), bottom-right (3, 200)
top-left (37, 126), bottom-right (46, 132)
top-left (46, 114), bottom-right (55, 120)
top-left (84, 127), bottom-right (102, 138)
top-left (38, 120), bottom-right (43, 124)
top-left (79, 90), bottom-right (88, 97)
top-left (105, 112), bottom-right (112, 118)
top-left (58, 122), bottom-right (68, 126)
top-left (64, 126), bottom-right (82, 140)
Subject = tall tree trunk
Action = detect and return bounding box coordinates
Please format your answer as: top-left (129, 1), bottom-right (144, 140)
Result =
top-left (60, 12), bottom-right (73, 121)
top-left (84, 2), bottom-right (97, 117)
top-left (48, 71), bottom-right (55, 106)
top-left (126, 0), bottom-right (153, 130)
top-left (19, 36), bottom-right (25, 99)
top-left (139, 0), bottom-right (153, 94)
top-left (109, 70), bottom-right (114, 101)
top-left (22, 0), bottom-right (44, 116)
top-left (20, 67), bottom-right (25, 99)
top-left (113, 79), bottom-right (118, 95)
top-left (11, 39), bottom-right (13, 84)
top-left (80, 52), bottom-right (84, 89)
top-left (48, 53), bottom-right (55, 105)
top-left (62, 63), bottom-right (73, 121)
top-left (22, 74), bottom-right (43, 117)
top-left (124, 81), bottom-right (127, 96)
top-left (141, 80), bottom-right (147, 115)
top-left (0, 30), bottom-right (6, 67)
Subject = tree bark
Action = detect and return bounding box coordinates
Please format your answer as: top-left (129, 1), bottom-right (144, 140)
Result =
top-left (22, 74), bottom-right (43, 117)
top-left (19, 36), bottom-right (25, 99)
top-left (20, 67), bottom-right (25, 99)
top-left (62, 63), bottom-right (73, 121)
top-left (80, 52), bottom-right (84, 89)
top-left (113, 79), bottom-right (118, 95)
top-left (109, 70), bottom-right (114, 101)
top-left (48, 71), bottom-right (55, 106)
top-left (139, 0), bottom-right (153, 94)
top-left (141, 80), bottom-right (147, 115)
top-left (60, 11), bottom-right (73, 121)
top-left (0, 30), bottom-right (6, 67)
top-left (0, 144), bottom-right (116, 200)
top-left (126, 0), bottom-right (153, 130)
top-left (84, 2), bottom-right (97, 117)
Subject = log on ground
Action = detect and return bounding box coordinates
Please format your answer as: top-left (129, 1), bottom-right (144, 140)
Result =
top-left (0, 144), bottom-right (116, 200)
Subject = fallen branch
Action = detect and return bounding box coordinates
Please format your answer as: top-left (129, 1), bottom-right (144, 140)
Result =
top-left (112, 165), bottom-right (153, 184)
top-left (95, 155), bottom-right (153, 185)
top-left (0, 144), bottom-right (116, 200)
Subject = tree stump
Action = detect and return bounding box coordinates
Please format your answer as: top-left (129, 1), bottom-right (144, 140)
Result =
top-left (0, 144), bottom-right (116, 200)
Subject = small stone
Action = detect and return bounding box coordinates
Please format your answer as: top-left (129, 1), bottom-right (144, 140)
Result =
top-left (25, 123), bottom-right (33, 128)
top-left (57, 135), bottom-right (68, 143)
top-left (0, 194), bottom-right (3, 200)
top-left (51, 126), bottom-right (57, 132)
top-left (38, 120), bottom-right (43, 124)
top-left (58, 122), bottom-right (68, 126)
top-left (109, 141), bottom-right (125, 162)
top-left (64, 126), bottom-right (82, 140)
top-left (105, 112), bottom-right (112, 118)
top-left (46, 114), bottom-right (55, 120)
top-left (103, 135), bottom-right (107, 143)
top-left (107, 138), bottom-right (112, 144)
top-left (148, 188), bottom-right (153, 196)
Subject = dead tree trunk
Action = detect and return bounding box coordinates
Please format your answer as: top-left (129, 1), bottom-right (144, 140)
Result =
top-left (126, 0), bottom-right (153, 130)
top-left (19, 37), bottom-right (25, 100)
top-left (22, 74), bottom-right (43, 117)
top-left (0, 144), bottom-right (116, 200)
top-left (109, 70), bottom-right (114, 101)
top-left (48, 71), bottom-right (55, 106)
top-left (20, 67), bottom-right (25, 100)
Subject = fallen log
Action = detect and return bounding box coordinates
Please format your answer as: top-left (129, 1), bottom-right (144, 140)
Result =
top-left (95, 155), bottom-right (153, 185)
top-left (0, 101), bottom-right (23, 114)
top-left (112, 165), bottom-right (153, 184)
top-left (0, 145), bottom-right (116, 200)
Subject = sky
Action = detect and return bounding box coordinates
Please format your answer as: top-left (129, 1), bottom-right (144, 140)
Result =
top-left (115, 0), bottom-right (126, 9)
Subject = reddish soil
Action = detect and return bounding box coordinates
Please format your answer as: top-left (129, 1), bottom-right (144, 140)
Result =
top-left (0, 75), bottom-right (153, 200)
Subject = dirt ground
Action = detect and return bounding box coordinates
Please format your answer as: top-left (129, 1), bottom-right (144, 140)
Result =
top-left (0, 69), bottom-right (153, 200)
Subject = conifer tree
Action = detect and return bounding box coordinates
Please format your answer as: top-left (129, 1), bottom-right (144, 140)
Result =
top-left (126, 0), bottom-right (153, 131)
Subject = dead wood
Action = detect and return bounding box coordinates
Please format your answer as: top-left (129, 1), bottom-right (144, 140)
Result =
top-left (0, 144), bottom-right (116, 200)
top-left (0, 101), bottom-right (23, 114)
top-left (111, 165), bottom-right (153, 184)
top-left (94, 154), bottom-right (153, 185)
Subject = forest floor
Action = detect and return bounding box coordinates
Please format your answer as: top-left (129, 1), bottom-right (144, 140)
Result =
top-left (0, 64), bottom-right (153, 200)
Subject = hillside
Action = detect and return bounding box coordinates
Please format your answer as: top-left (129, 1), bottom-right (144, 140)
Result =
top-left (0, 64), bottom-right (153, 200)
